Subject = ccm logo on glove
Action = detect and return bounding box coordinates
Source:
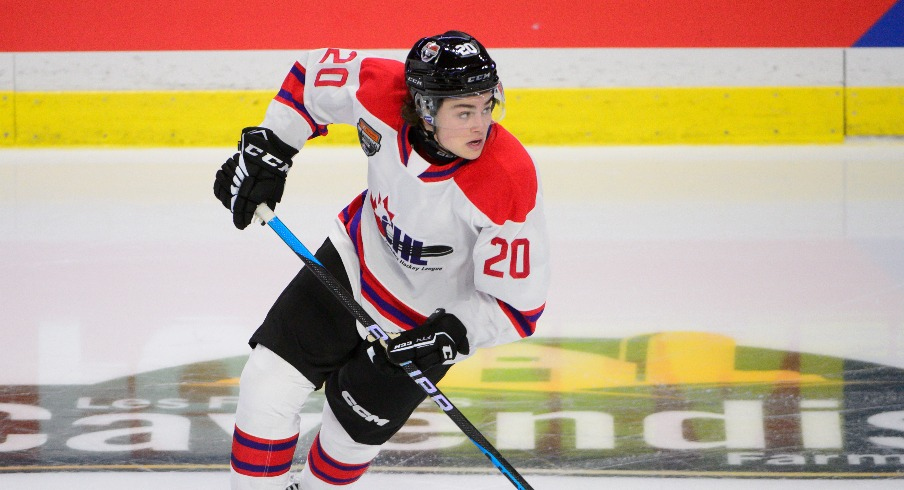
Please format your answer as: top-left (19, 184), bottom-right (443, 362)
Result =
top-left (213, 127), bottom-right (298, 230)
top-left (243, 139), bottom-right (290, 173)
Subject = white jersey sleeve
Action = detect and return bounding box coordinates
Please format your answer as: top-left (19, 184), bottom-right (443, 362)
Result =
top-left (444, 146), bottom-right (550, 352)
top-left (259, 48), bottom-right (369, 151)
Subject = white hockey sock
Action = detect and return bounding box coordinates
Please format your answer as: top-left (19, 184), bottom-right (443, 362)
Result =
top-left (297, 400), bottom-right (381, 488)
top-left (231, 345), bottom-right (316, 490)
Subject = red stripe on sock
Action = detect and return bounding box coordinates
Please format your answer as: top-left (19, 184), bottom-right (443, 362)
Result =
top-left (231, 425), bottom-right (298, 477)
top-left (306, 434), bottom-right (371, 485)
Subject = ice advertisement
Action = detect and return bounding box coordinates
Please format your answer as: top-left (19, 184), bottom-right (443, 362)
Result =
top-left (2, 332), bottom-right (903, 478)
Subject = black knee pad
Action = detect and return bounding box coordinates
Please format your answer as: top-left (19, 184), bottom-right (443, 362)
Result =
top-left (325, 343), bottom-right (450, 445)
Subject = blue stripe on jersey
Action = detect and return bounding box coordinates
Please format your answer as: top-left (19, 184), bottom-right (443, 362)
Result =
top-left (419, 159), bottom-right (467, 181)
top-left (276, 88), bottom-right (323, 134)
top-left (275, 64), bottom-right (328, 138)
top-left (339, 191), bottom-right (367, 257)
top-left (360, 279), bottom-right (421, 330)
top-left (289, 63), bottom-right (306, 84)
top-left (499, 300), bottom-right (544, 337)
top-left (398, 123), bottom-right (411, 165)
top-left (347, 203), bottom-right (362, 257)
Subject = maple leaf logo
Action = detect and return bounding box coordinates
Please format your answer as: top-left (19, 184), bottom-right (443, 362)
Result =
top-left (370, 193), bottom-right (395, 239)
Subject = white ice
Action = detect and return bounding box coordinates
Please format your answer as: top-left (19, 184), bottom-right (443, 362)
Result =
top-left (3, 471), bottom-right (904, 490)
top-left (2, 143), bottom-right (903, 488)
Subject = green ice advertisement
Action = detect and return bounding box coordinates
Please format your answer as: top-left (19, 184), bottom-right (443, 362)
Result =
top-left (2, 332), bottom-right (903, 478)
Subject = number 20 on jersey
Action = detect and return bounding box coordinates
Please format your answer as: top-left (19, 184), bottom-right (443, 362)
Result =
top-left (484, 237), bottom-right (530, 279)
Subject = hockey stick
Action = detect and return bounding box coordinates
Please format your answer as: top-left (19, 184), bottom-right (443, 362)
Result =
top-left (253, 203), bottom-right (533, 490)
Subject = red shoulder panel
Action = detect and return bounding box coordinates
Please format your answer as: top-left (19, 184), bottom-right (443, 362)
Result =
top-left (356, 58), bottom-right (407, 128)
top-left (453, 125), bottom-right (537, 226)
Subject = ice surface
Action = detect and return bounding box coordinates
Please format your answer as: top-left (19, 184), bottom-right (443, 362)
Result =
top-left (2, 144), bottom-right (903, 488)
top-left (1, 472), bottom-right (903, 489)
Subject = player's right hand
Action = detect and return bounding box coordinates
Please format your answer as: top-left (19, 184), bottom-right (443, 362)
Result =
top-left (385, 309), bottom-right (470, 371)
top-left (213, 127), bottom-right (298, 230)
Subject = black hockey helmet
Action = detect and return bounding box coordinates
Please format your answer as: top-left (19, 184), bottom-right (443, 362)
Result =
top-left (405, 31), bottom-right (503, 125)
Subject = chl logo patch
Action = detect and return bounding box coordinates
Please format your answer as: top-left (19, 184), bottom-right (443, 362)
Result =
top-left (357, 118), bottom-right (382, 156)
top-left (370, 194), bottom-right (453, 268)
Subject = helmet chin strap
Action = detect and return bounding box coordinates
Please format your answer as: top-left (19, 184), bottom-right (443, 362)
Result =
top-left (413, 123), bottom-right (460, 164)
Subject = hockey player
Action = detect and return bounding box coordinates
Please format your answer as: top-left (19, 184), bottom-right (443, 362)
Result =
top-left (213, 31), bottom-right (549, 489)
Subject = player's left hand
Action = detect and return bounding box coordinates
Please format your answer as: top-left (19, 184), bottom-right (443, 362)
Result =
top-left (385, 309), bottom-right (470, 371)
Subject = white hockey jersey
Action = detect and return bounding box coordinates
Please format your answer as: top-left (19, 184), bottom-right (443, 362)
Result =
top-left (259, 48), bottom-right (550, 354)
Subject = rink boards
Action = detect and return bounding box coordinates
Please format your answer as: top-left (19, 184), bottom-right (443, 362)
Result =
top-left (1, 48), bottom-right (903, 146)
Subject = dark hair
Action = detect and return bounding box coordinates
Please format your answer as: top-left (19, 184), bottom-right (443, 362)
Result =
top-left (401, 95), bottom-right (421, 126)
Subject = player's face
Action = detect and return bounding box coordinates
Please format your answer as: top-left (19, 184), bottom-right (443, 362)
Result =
top-left (428, 91), bottom-right (495, 160)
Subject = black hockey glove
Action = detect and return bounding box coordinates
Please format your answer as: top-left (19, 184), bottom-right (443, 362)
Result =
top-left (213, 127), bottom-right (298, 230)
top-left (364, 338), bottom-right (405, 377)
top-left (385, 309), bottom-right (470, 371)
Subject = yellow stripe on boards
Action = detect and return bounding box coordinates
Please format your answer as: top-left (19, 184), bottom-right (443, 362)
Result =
top-left (0, 91), bottom-right (13, 144)
top-left (505, 87), bottom-right (844, 144)
top-left (847, 86), bottom-right (904, 136)
top-left (2, 87), bottom-right (850, 146)
top-left (14, 90), bottom-right (274, 146)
